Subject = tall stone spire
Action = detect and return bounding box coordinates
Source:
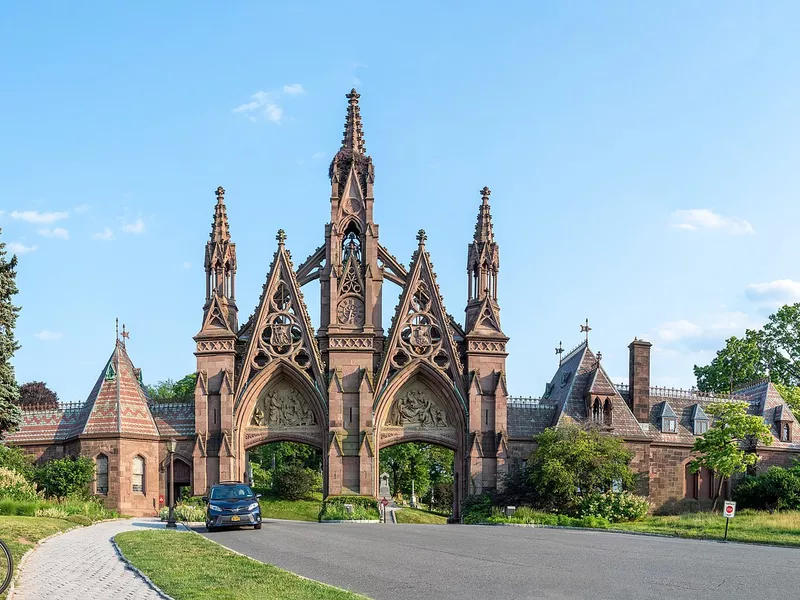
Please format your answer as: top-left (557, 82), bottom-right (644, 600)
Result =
top-left (473, 186), bottom-right (495, 245)
top-left (465, 187), bottom-right (503, 334)
top-left (201, 186), bottom-right (237, 332)
top-left (341, 88), bottom-right (365, 154)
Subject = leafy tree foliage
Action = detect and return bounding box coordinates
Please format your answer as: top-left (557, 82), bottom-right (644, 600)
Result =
top-left (249, 441), bottom-right (322, 472)
top-left (17, 381), bottom-right (59, 409)
top-left (693, 304), bottom-right (800, 411)
top-left (689, 400), bottom-right (773, 511)
top-left (272, 464), bottom-right (320, 500)
top-left (0, 229), bottom-right (22, 436)
top-left (33, 456), bottom-right (96, 499)
top-left (734, 465), bottom-right (800, 513)
top-left (0, 443), bottom-right (35, 481)
top-left (525, 426), bottom-right (635, 512)
top-left (378, 442), bottom-right (453, 504)
top-left (145, 373), bottom-right (197, 403)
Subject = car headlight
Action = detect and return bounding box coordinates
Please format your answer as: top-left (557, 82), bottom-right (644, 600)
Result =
top-left (209, 505), bottom-right (222, 512)
top-left (247, 502), bottom-right (260, 511)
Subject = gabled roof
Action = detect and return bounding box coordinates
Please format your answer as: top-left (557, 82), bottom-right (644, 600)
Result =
top-left (656, 401), bottom-right (678, 419)
top-left (689, 403), bottom-right (709, 421)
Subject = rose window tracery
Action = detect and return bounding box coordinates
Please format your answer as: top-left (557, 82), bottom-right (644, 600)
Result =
top-left (250, 280), bottom-right (312, 373)
top-left (389, 282), bottom-right (450, 372)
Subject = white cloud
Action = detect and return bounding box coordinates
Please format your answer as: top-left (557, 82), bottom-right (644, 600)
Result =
top-left (38, 227), bottom-right (69, 240)
top-left (651, 311), bottom-right (761, 352)
top-left (10, 210), bottom-right (68, 225)
top-left (122, 218), bottom-right (145, 234)
top-left (183, 261), bottom-right (192, 270)
top-left (93, 227), bottom-right (115, 241)
top-left (745, 279), bottom-right (800, 307)
top-left (234, 91), bottom-right (284, 123)
top-left (283, 83), bottom-right (305, 95)
top-left (353, 77), bottom-right (362, 86)
top-left (74, 204), bottom-right (89, 213)
top-left (34, 330), bottom-right (63, 341)
top-left (7, 242), bottom-right (37, 254)
top-left (312, 152), bottom-right (326, 159)
top-left (669, 209), bottom-right (753, 235)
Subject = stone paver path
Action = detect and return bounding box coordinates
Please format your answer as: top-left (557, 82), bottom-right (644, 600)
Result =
top-left (13, 518), bottom-right (175, 600)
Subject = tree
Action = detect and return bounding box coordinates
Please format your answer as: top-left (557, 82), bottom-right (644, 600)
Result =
top-left (526, 425), bottom-right (635, 512)
top-left (145, 373), bottom-right (197, 402)
top-left (0, 229), bottom-right (22, 437)
top-left (17, 381), bottom-right (59, 409)
top-left (694, 329), bottom-right (766, 393)
top-left (775, 383), bottom-right (800, 415)
top-left (271, 464), bottom-right (320, 500)
top-left (249, 442), bottom-right (322, 472)
top-left (689, 400), bottom-right (773, 511)
top-left (0, 443), bottom-right (35, 481)
top-left (33, 456), bottom-right (96, 498)
top-left (378, 442), bottom-right (450, 502)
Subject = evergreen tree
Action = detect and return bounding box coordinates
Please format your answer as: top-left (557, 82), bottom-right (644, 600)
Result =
top-left (0, 229), bottom-right (22, 436)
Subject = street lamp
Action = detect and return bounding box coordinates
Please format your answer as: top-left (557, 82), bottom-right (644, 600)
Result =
top-left (166, 438), bottom-right (177, 529)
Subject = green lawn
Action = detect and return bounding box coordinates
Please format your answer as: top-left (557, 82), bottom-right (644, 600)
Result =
top-left (394, 508), bottom-right (448, 525)
top-left (0, 516), bottom-right (77, 598)
top-left (115, 529), bottom-right (368, 600)
top-left (612, 510), bottom-right (800, 547)
top-left (257, 492), bottom-right (322, 522)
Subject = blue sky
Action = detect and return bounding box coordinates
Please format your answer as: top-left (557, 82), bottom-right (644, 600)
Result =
top-left (2, 1), bottom-right (800, 402)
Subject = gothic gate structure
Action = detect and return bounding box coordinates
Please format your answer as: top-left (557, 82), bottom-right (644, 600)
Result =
top-left (192, 90), bottom-right (510, 518)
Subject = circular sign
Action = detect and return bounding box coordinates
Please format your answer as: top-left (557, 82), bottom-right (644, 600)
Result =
top-left (725, 505), bottom-right (734, 514)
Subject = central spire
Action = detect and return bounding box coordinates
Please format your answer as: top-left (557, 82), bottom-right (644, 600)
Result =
top-left (210, 186), bottom-right (231, 244)
top-left (341, 88), bottom-right (365, 154)
top-left (474, 186), bottom-right (495, 245)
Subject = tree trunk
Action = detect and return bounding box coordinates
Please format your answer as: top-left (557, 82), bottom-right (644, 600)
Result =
top-left (711, 475), bottom-right (726, 512)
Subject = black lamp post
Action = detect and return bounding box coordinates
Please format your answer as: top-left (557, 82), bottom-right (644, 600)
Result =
top-left (166, 438), bottom-right (177, 528)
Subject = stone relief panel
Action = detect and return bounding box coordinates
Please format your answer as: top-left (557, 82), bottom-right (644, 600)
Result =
top-left (250, 386), bottom-right (317, 427)
top-left (385, 388), bottom-right (450, 428)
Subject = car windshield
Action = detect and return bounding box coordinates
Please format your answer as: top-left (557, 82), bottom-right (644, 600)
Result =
top-left (210, 485), bottom-right (254, 501)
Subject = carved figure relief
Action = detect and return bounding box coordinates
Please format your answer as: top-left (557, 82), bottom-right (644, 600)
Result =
top-left (386, 389), bottom-right (449, 428)
top-left (250, 386), bottom-right (316, 427)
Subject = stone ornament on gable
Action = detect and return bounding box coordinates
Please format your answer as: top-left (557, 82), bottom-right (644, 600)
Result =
top-left (390, 281), bottom-right (451, 372)
top-left (251, 386), bottom-right (316, 427)
top-left (387, 389), bottom-right (449, 428)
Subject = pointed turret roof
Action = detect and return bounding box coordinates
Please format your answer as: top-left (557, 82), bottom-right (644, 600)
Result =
top-left (473, 186), bottom-right (495, 245)
top-left (341, 88), bottom-right (366, 155)
top-left (210, 186), bottom-right (231, 244)
top-left (82, 341), bottom-right (159, 437)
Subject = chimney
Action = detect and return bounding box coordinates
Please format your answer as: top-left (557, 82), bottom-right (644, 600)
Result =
top-left (629, 338), bottom-right (652, 423)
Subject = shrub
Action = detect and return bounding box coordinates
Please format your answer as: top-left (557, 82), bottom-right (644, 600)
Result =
top-left (461, 493), bottom-right (492, 524)
top-left (251, 462), bottom-right (272, 491)
top-left (34, 456), bottom-right (95, 499)
top-left (734, 467), bottom-right (800, 512)
top-left (0, 444), bottom-right (35, 481)
top-left (272, 465), bottom-right (320, 501)
top-left (65, 514), bottom-right (93, 526)
top-left (35, 506), bottom-right (68, 519)
top-left (0, 499), bottom-right (40, 516)
top-left (158, 503), bottom-right (207, 522)
top-left (319, 495), bottom-right (380, 521)
top-left (0, 466), bottom-right (39, 502)
top-left (578, 491), bottom-right (650, 523)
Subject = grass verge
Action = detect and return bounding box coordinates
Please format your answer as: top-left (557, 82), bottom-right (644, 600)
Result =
top-left (394, 508), bottom-right (448, 524)
top-left (0, 516), bottom-right (77, 598)
top-left (258, 492), bottom-right (322, 522)
top-left (115, 529), bottom-right (368, 600)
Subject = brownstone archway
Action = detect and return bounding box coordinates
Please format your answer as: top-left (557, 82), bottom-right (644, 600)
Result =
top-left (373, 361), bottom-right (468, 520)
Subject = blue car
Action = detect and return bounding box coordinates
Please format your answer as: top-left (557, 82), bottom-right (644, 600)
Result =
top-left (203, 482), bottom-right (262, 531)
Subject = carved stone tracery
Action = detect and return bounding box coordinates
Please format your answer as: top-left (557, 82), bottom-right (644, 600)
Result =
top-left (250, 386), bottom-right (317, 427)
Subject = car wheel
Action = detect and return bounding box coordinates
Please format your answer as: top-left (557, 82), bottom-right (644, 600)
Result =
top-left (206, 522), bottom-right (214, 532)
top-left (254, 523), bottom-right (262, 530)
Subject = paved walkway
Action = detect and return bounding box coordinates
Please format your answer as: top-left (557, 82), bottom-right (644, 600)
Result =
top-left (13, 518), bottom-right (174, 600)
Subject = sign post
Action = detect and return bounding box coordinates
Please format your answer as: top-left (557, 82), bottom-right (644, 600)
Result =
top-left (381, 497), bottom-right (389, 523)
top-left (722, 500), bottom-right (736, 542)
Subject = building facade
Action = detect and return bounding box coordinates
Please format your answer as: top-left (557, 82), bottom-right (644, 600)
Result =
top-left (7, 90), bottom-right (799, 516)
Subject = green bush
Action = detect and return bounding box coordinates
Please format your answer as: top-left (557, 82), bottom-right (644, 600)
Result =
top-left (65, 514), bottom-right (93, 526)
top-left (461, 493), bottom-right (492, 524)
top-left (272, 465), bottom-right (320, 501)
top-left (578, 491), bottom-right (650, 523)
top-left (251, 462), bottom-right (272, 490)
top-left (158, 503), bottom-right (207, 522)
top-left (34, 456), bottom-right (95, 499)
top-left (319, 496), bottom-right (380, 521)
top-left (0, 444), bottom-right (35, 481)
top-left (0, 466), bottom-right (40, 502)
top-left (734, 467), bottom-right (800, 512)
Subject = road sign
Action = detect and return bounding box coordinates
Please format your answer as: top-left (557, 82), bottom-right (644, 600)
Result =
top-left (381, 497), bottom-right (389, 507)
top-left (724, 501), bottom-right (736, 518)
top-left (158, 494), bottom-right (165, 506)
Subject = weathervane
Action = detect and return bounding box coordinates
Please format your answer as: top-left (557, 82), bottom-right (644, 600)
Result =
top-left (555, 341), bottom-right (564, 366)
top-left (121, 324), bottom-right (130, 348)
top-left (581, 318), bottom-right (592, 343)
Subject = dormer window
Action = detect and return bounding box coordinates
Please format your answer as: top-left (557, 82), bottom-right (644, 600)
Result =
top-left (694, 419), bottom-right (708, 435)
top-left (690, 404), bottom-right (710, 436)
top-left (662, 417), bottom-right (677, 433)
top-left (781, 423), bottom-right (791, 442)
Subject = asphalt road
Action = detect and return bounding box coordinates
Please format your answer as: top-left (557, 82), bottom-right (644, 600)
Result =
top-left (197, 520), bottom-right (800, 600)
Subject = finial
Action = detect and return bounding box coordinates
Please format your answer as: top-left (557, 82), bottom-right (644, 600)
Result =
top-left (121, 324), bottom-right (130, 348)
top-left (597, 351), bottom-right (602, 365)
top-left (480, 186), bottom-right (491, 201)
top-left (555, 341), bottom-right (564, 366)
top-left (416, 229), bottom-right (427, 246)
top-left (115, 318), bottom-right (119, 343)
top-left (276, 229), bottom-right (287, 246)
top-left (581, 318), bottom-right (592, 343)
top-left (215, 186), bottom-right (225, 203)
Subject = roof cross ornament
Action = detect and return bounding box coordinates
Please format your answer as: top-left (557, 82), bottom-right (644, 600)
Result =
top-left (416, 229), bottom-right (427, 246)
top-left (555, 341), bottom-right (564, 366)
top-left (215, 186), bottom-right (225, 203)
top-left (596, 351), bottom-right (602, 367)
top-left (480, 186), bottom-right (491, 202)
top-left (581, 318), bottom-right (592, 344)
top-left (276, 229), bottom-right (287, 246)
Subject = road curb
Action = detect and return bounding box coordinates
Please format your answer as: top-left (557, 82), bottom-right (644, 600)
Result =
top-left (111, 535), bottom-right (178, 600)
top-left (319, 519), bottom-right (380, 524)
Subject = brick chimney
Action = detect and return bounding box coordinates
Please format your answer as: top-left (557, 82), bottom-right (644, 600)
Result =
top-left (628, 338), bottom-right (652, 423)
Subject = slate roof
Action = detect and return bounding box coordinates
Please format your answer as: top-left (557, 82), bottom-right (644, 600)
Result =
top-left (8, 342), bottom-right (194, 445)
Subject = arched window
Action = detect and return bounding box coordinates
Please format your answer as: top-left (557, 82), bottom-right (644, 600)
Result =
top-left (96, 454), bottom-right (108, 495)
top-left (592, 398), bottom-right (602, 423)
top-left (603, 399), bottom-right (613, 426)
top-left (132, 456), bottom-right (145, 494)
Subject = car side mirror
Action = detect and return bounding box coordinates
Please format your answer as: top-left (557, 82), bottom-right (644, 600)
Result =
top-left (256, 494), bottom-right (262, 499)
top-left (201, 496), bottom-right (208, 503)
